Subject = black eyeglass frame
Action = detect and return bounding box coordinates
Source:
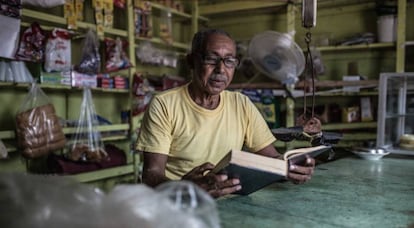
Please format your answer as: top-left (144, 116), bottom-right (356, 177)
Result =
top-left (198, 54), bottom-right (240, 68)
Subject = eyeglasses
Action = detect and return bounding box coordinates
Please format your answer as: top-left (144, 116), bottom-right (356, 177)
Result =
top-left (202, 55), bottom-right (239, 68)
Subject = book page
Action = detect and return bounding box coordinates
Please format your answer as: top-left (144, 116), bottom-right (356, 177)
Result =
top-left (283, 145), bottom-right (330, 160)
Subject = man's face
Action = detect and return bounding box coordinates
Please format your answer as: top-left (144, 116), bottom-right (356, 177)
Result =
top-left (193, 34), bottom-right (237, 95)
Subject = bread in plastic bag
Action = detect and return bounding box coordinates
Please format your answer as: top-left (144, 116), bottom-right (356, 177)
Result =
top-left (15, 83), bottom-right (66, 158)
top-left (67, 87), bottom-right (108, 162)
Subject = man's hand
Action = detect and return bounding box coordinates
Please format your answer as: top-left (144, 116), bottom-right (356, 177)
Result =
top-left (287, 156), bottom-right (315, 184)
top-left (182, 162), bottom-right (241, 198)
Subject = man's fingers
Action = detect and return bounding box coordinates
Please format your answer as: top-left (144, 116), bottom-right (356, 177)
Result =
top-left (287, 172), bottom-right (311, 184)
top-left (289, 164), bottom-right (314, 175)
top-left (209, 184), bottom-right (242, 198)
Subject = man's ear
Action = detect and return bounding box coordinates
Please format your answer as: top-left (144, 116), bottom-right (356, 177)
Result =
top-left (186, 53), bottom-right (194, 69)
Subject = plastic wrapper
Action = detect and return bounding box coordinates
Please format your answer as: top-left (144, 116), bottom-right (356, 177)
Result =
top-left (9, 61), bottom-right (34, 83)
top-left (75, 29), bottom-right (101, 75)
top-left (104, 37), bottom-right (132, 72)
top-left (0, 14), bottom-right (20, 59)
top-left (15, 83), bottom-right (66, 158)
top-left (132, 73), bottom-right (154, 116)
top-left (15, 22), bottom-right (47, 62)
top-left (0, 60), bottom-right (15, 82)
top-left (0, 173), bottom-right (221, 228)
top-left (44, 28), bottom-right (72, 72)
top-left (67, 87), bottom-right (107, 162)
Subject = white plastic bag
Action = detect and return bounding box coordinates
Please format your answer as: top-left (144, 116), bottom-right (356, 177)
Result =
top-left (67, 87), bottom-right (107, 162)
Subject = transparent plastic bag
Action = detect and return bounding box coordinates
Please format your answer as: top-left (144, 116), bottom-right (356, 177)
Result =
top-left (156, 181), bottom-right (220, 228)
top-left (0, 172), bottom-right (106, 228)
top-left (0, 173), bottom-right (220, 228)
top-left (15, 83), bottom-right (66, 158)
top-left (76, 29), bottom-right (101, 75)
top-left (67, 87), bottom-right (107, 162)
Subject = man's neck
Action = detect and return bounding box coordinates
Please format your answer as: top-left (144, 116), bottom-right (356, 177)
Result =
top-left (188, 84), bottom-right (220, 110)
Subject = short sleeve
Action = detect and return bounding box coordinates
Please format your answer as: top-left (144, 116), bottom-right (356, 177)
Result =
top-left (242, 97), bottom-right (276, 152)
top-left (135, 96), bottom-right (172, 154)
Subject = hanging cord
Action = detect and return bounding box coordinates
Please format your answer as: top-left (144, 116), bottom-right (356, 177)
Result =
top-left (304, 30), bottom-right (316, 118)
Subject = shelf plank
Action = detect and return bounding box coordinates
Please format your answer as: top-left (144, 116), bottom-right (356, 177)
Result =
top-left (340, 133), bottom-right (377, 140)
top-left (69, 164), bottom-right (134, 183)
top-left (199, 1), bottom-right (286, 15)
top-left (22, 9), bottom-right (128, 37)
top-left (150, 2), bottom-right (191, 19)
top-left (1, 124), bottom-right (129, 140)
top-left (0, 131), bottom-right (15, 139)
top-left (63, 124), bottom-right (130, 134)
top-left (22, 9), bottom-right (66, 24)
top-left (322, 122), bottom-right (377, 130)
top-left (135, 36), bottom-right (189, 50)
top-left (229, 80), bottom-right (378, 90)
top-left (315, 42), bottom-right (394, 52)
top-left (385, 113), bottom-right (414, 118)
top-left (0, 82), bottom-right (129, 94)
top-left (406, 41), bottom-right (414, 46)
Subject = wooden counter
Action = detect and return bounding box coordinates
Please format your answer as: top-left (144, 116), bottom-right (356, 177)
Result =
top-left (217, 154), bottom-right (414, 228)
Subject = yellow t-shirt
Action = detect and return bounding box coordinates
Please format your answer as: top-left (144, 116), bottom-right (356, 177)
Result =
top-left (135, 84), bottom-right (276, 179)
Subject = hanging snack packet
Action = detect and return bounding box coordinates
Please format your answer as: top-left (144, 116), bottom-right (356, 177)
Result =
top-left (15, 22), bottom-right (47, 62)
top-left (15, 83), bottom-right (66, 158)
top-left (75, 29), bottom-right (101, 74)
top-left (104, 37), bottom-right (132, 72)
top-left (44, 28), bottom-right (72, 72)
top-left (67, 88), bottom-right (108, 162)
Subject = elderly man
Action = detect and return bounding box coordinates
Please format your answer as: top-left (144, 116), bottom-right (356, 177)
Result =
top-left (136, 28), bottom-right (315, 198)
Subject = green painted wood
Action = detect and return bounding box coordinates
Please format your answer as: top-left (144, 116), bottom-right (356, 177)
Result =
top-left (217, 155), bottom-right (414, 228)
top-left (321, 122), bottom-right (377, 130)
top-left (69, 164), bottom-right (134, 183)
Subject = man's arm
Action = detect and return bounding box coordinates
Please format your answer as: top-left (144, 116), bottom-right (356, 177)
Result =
top-left (255, 144), bottom-right (282, 158)
top-left (142, 152), bottom-right (170, 187)
top-left (142, 151), bottom-right (241, 197)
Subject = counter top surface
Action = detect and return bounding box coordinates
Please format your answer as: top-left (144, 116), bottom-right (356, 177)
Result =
top-left (217, 154), bottom-right (414, 228)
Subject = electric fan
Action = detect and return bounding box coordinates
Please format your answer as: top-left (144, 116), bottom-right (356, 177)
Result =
top-left (247, 31), bottom-right (341, 146)
top-left (248, 31), bottom-right (305, 88)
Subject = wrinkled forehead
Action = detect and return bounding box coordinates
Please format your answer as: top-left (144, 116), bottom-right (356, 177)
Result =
top-left (204, 34), bottom-right (236, 54)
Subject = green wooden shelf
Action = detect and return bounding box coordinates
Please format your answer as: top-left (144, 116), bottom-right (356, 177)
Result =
top-left (21, 9), bottom-right (128, 37)
top-left (315, 42), bottom-right (395, 52)
top-left (135, 36), bottom-right (189, 50)
top-left (0, 82), bottom-right (129, 93)
top-left (340, 132), bottom-right (377, 141)
top-left (69, 164), bottom-right (134, 183)
top-left (199, 1), bottom-right (286, 15)
top-left (150, 2), bottom-right (209, 22)
top-left (322, 122), bottom-right (377, 130)
top-left (1, 124), bottom-right (129, 140)
top-left (63, 124), bottom-right (129, 134)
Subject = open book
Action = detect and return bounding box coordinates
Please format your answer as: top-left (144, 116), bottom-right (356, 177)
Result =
top-left (211, 145), bottom-right (331, 195)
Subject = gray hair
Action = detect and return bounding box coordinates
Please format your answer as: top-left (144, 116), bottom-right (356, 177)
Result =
top-left (190, 28), bottom-right (233, 54)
